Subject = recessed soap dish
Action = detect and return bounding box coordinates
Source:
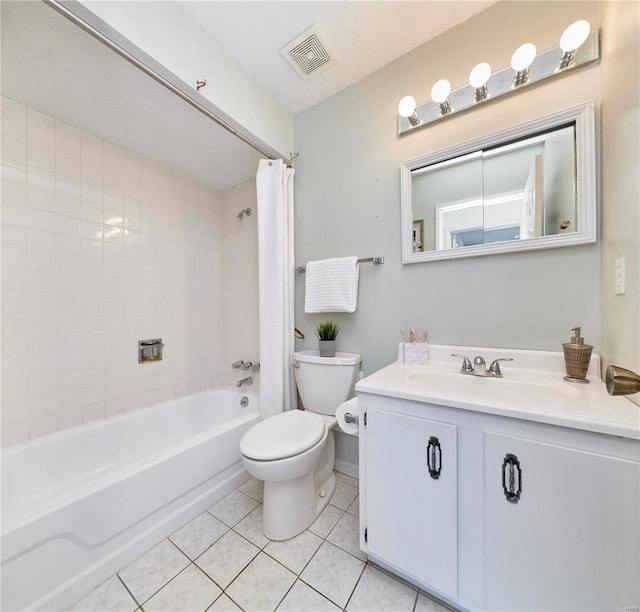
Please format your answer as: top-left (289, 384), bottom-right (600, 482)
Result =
top-left (139, 338), bottom-right (164, 363)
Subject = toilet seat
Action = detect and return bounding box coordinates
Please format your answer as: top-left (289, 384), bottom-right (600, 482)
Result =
top-left (240, 410), bottom-right (325, 461)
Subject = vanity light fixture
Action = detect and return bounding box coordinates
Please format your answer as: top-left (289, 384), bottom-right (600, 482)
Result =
top-left (511, 43), bottom-right (537, 86)
top-left (469, 62), bottom-right (491, 101)
top-left (431, 79), bottom-right (452, 115)
top-left (559, 20), bottom-right (591, 68)
top-left (397, 95), bottom-right (422, 126)
top-left (397, 20), bottom-right (598, 134)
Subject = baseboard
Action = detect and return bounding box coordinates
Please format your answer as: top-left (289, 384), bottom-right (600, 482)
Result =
top-left (335, 459), bottom-right (359, 479)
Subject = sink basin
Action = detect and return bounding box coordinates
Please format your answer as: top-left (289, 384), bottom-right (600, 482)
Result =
top-left (406, 369), bottom-right (581, 407)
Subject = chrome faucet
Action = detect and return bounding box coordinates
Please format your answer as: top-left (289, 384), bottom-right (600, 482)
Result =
top-left (451, 354), bottom-right (514, 378)
top-left (232, 360), bottom-right (260, 372)
top-left (236, 376), bottom-right (253, 388)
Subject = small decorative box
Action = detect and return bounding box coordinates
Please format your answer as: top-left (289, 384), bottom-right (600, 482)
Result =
top-left (400, 342), bottom-right (429, 365)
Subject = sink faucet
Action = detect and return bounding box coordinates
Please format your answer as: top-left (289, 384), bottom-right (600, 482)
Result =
top-left (451, 354), bottom-right (514, 378)
top-left (236, 376), bottom-right (253, 387)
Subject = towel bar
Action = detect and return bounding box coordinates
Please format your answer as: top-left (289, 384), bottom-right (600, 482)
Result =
top-left (295, 256), bottom-right (384, 273)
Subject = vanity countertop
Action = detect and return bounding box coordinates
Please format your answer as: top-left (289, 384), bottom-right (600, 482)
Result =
top-left (355, 345), bottom-right (640, 440)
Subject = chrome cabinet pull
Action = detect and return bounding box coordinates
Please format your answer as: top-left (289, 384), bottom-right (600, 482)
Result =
top-left (502, 453), bottom-right (522, 503)
top-left (427, 436), bottom-right (442, 479)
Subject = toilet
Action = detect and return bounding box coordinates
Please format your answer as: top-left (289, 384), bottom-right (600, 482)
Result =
top-left (239, 350), bottom-right (361, 541)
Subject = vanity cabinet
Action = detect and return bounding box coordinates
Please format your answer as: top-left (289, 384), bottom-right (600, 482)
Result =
top-left (484, 431), bottom-right (640, 612)
top-left (359, 394), bottom-right (640, 612)
top-left (366, 408), bottom-right (458, 599)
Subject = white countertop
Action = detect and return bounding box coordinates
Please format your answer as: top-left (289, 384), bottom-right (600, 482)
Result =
top-left (355, 345), bottom-right (640, 440)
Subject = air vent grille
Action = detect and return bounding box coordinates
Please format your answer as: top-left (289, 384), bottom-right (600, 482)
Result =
top-left (281, 25), bottom-right (337, 81)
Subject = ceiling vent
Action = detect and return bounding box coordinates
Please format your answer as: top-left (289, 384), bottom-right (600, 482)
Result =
top-left (281, 25), bottom-right (338, 81)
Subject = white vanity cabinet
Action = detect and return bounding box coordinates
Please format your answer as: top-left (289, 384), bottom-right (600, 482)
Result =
top-left (484, 431), bottom-right (640, 612)
top-left (365, 407), bottom-right (458, 599)
top-left (358, 391), bottom-right (640, 612)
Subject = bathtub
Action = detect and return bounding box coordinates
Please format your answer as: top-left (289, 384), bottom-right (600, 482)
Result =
top-left (1, 388), bottom-right (259, 611)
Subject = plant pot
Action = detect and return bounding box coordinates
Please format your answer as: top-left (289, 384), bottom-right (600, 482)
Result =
top-left (318, 340), bottom-right (336, 357)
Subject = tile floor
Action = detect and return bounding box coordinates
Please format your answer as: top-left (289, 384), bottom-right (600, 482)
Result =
top-left (68, 472), bottom-right (451, 612)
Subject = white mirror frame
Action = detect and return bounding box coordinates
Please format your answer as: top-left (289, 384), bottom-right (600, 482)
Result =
top-left (400, 102), bottom-right (596, 263)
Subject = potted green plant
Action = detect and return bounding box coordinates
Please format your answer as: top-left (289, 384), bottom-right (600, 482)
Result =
top-left (315, 320), bottom-right (340, 357)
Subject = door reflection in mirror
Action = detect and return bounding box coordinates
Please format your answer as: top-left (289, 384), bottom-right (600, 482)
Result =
top-left (410, 124), bottom-right (576, 252)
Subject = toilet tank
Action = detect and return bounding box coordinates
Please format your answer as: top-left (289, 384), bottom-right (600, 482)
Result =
top-left (293, 350), bottom-right (361, 416)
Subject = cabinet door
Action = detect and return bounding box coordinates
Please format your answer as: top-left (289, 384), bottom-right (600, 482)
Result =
top-left (485, 432), bottom-right (640, 612)
top-left (366, 407), bottom-right (458, 599)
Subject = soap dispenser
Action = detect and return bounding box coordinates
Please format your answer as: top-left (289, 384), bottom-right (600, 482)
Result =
top-left (562, 326), bottom-right (593, 383)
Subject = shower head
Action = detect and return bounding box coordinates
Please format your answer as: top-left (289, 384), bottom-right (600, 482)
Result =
top-left (236, 207), bottom-right (252, 221)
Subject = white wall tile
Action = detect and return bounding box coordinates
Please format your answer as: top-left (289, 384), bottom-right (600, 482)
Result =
top-left (2, 96), bottom-right (26, 119)
top-left (2, 135), bottom-right (27, 165)
top-left (28, 186), bottom-right (55, 211)
top-left (2, 201), bottom-right (28, 227)
top-left (27, 123), bottom-right (55, 150)
top-left (27, 107), bottom-right (55, 131)
top-left (1, 99), bottom-right (229, 446)
top-left (2, 178), bottom-right (28, 205)
top-left (30, 414), bottom-right (58, 438)
top-left (58, 407), bottom-right (83, 430)
top-left (1, 421), bottom-right (30, 446)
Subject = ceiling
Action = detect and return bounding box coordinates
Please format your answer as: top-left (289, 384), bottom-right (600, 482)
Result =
top-left (1, 1), bottom-right (496, 191)
top-left (179, 1), bottom-right (497, 114)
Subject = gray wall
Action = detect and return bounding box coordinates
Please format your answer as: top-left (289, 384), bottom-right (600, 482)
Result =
top-left (293, 1), bottom-right (603, 379)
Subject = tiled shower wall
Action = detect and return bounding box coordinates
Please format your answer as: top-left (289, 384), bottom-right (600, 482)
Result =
top-left (0, 96), bottom-right (228, 446)
top-left (221, 179), bottom-right (260, 389)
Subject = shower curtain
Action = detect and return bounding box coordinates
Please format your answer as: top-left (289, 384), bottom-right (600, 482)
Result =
top-left (256, 159), bottom-right (297, 419)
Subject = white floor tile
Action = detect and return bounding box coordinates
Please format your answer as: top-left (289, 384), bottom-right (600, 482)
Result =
top-left (308, 503), bottom-right (343, 538)
top-left (346, 495), bottom-right (359, 517)
top-left (335, 472), bottom-right (359, 488)
top-left (264, 529), bottom-right (323, 574)
top-left (143, 564), bottom-right (221, 612)
top-left (233, 504), bottom-right (270, 548)
top-left (347, 565), bottom-right (417, 611)
top-left (67, 575), bottom-right (137, 612)
top-left (327, 512), bottom-right (367, 561)
top-left (118, 539), bottom-right (189, 604)
top-left (415, 592), bottom-right (453, 612)
top-left (330, 480), bottom-right (359, 511)
top-left (208, 490), bottom-right (260, 527)
top-left (226, 552), bottom-right (296, 611)
top-left (238, 476), bottom-right (264, 502)
top-left (300, 541), bottom-right (365, 608)
top-left (208, 593), bottom-right (243, 612)
top-left (169, 512), bottom-right (228, 560)
top-left (277, 579), bottom-right (340, 612)
top-left (195, 530), bottom-right (259, 588)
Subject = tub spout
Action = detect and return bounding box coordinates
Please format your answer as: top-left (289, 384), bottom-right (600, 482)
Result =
top-left (236, 376), bottom-right (253, 387)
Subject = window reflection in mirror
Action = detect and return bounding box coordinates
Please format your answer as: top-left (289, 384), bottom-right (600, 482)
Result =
top-left (410, 125), bottom-right (576, 252)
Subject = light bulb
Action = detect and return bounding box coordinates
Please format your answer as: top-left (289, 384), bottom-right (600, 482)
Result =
top-left (431, 79), bottom-right (451, 104)
top-left (560, 20), bottom-right (590, 52)
top-left (469, 63), bottom-right (491, 88)
top-left (510, 43), bottom-right (537, 71)
top-left (397, 96), bottom-right (417, 118)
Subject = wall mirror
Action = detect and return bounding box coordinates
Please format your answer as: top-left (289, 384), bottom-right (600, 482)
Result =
top-left (400, 103), bottom-right (596, 263)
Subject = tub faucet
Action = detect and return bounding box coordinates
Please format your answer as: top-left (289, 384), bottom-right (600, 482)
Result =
top-left (236, 376), bottom-right (253, 387)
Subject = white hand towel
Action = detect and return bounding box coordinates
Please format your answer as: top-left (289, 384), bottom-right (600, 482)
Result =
top-left (304, 256), bottom-right (360, 313)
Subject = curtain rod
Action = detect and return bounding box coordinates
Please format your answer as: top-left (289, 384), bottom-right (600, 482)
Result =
top-left (42, 0), bottom-right (289, 164)
top-left (295, 257), bottom-right (384, 273)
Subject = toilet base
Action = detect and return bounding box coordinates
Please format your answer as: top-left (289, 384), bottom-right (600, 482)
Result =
top-left (262, 430), bottom-right (336, 541)
top-left (262, 470), bottom-right (336, 541)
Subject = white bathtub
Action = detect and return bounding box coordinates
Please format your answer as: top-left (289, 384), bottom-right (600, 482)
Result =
top-left (1, 388), bottom-right (259, 611)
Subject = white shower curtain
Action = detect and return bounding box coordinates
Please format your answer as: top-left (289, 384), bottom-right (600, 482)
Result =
top-left (256, 159), bottom-right (297, 419)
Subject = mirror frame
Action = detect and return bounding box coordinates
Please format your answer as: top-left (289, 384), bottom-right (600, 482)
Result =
top-left (400, 102), bottom-right (596, 263)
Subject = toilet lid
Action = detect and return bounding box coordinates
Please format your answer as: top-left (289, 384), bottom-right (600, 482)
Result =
top-left (240, 410), bottom-right (325, 461)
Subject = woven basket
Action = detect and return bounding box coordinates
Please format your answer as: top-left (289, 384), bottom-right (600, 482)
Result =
top-left (563, 343), bottom-right (592, 379)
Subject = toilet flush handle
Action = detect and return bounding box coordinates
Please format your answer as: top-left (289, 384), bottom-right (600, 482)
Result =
top-left (293, 361), bottom-right (301, 369)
